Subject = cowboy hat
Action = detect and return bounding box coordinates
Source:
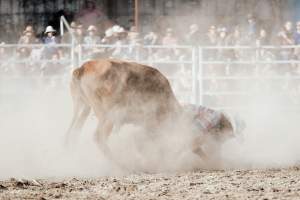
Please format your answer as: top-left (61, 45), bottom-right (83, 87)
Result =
top-left (44, 26), bottom-right (56, 34)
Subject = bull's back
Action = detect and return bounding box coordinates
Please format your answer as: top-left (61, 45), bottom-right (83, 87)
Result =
top-left (72, 59), bottom-right (181, 123)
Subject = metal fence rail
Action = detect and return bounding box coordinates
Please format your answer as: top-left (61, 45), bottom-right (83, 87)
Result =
top-left (1, 43), bottom-right (300, 112)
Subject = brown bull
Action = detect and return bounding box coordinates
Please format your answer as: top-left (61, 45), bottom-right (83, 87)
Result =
top-left (66, 59), bottom-right (181, 159)
top-left (66, 59), bottom-right (236, 165)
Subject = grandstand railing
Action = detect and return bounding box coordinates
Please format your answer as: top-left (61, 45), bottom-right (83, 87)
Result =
top-left (198, 45), bottom-right (300, 112)
top-left (2, 43), bottom-right (300, 112)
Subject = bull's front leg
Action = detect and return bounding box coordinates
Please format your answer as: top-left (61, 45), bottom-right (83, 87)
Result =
top-left (192, 132), bottom-right (225, 169)
top-left (191, 134), bottom-right (208, 160)
top-left (94, 120), bottom-right (114, 159)
top-left (94, 119), bottom-right (131, 171)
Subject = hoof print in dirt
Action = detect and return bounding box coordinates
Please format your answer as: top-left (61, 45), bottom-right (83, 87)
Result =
top-left (53, 183), bottom-right (68, 188)
top-left (0, 184), bottom-right (8, 190)
top-left (54, 194), bottom-right (63, 199)
top-left (10, 178), bottom-right (42, 188)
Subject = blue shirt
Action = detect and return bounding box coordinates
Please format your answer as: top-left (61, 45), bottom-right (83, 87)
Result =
top-left (294, 32), bottom-right (300, 45)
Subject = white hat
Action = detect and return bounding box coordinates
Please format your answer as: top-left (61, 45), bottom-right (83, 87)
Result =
top-left (105, 28), bottom-right (113, 37)
top-left (44, 26), bottom-right (56, 34)
top-left (112, 25), bottom-right (125, 33)
top-left (87, 25), bottom-right (97, 32)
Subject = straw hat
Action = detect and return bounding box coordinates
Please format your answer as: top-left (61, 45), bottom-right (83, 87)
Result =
top-left (44, 26), bottom-right (56, 34)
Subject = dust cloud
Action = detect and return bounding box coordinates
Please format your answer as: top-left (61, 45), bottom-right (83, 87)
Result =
top-left (0, 75), bottom-right (198, 179)
top-left (222, 85), bottom-right (300, 169)
top-left (0, 77), bottom-right (110, 179)
top-left (1, 69), bottom-right (300, 179)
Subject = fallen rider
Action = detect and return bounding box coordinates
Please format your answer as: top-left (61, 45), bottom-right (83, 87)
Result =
top-left (183, 104), bottom-right (245, 160)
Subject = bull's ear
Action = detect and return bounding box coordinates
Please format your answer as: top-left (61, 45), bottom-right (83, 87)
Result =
top-left (73, 68), bottom-right (82, 80)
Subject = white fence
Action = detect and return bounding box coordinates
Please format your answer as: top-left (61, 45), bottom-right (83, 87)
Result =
top-left (198, 45), bottom-right (300, 112)
top-left (1, 43), bottom-right (300, 112)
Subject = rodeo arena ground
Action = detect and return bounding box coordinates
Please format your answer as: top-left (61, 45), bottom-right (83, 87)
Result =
top-left (2, 0), bottom-right (300, 199)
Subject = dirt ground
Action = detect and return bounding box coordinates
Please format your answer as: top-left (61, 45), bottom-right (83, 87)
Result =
top-left (1, 167), bottom-right (300, 200)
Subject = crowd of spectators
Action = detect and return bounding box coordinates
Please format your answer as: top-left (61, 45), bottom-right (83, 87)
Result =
top-left (2, 5), bottom-right (300, 107)
top-left (1, 12), bottom-right (300, 75)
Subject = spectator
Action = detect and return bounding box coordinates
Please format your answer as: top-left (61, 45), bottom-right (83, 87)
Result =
top-left (101, 27), bottom-right (116, 44)
top-left (61, 21), bottom-right (77, 44)
top-left (0, 42), bottom-right (10, 74)
top-left (85, 26), bottom-right (97, 40)
top-left (75, 24), bottom-right (85, 44)
top-left (204, 25), bottom-right (218, 46)
top-left (143, 31), bottom-right (159, 45)
top-left (256, 28), bottom-right (275, 74)
top-left (185, 24), bottom-right (201, 46)
top-left (227, 26), bottom-right (243, 46)
top-left (83, 25), bottom-right (101, 57)
top-left (293, 21), bottom-right (300, 73)
top-left (41, 52), bottom-right (64, 76)
top-left (159, 28), bottom-right (179, 60)
top-left (162, 28), bottom-right (178, 46)
top-left (243, 14), bottom-right (258, 44)
top-left (100, 25), bottom-right (127, 58)
top-left (278, 21), bottom-right (294, 45)
top-left (203, 25), bottom-right (218, 61)
top-left (124, 26), bottom-right (141, 59)
top-left (2, 19), bottom-right (16, 43)
top-left (256, 29), bottom-right (269, 46)
top-left (17, 25), bottom-right (39, 58)
top-left (216, 27), bottom-right (229, 61)
top-left (277, 21), bottom-right (294, 60)
top-left (294, 21), bottom-right (300, 45)
top-left (227, 26), bottom-right (244, 60)
top-left (143, 30), bottom-right (159, 60)
top-left (217, 27), bottom-right (228, 46)
top-left (42, 26), bottom-right (59, 59)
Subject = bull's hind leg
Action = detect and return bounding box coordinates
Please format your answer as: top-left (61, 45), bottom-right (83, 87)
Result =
top-left (65, 82), bottom-right (91, 146)
top-left (65, 100), bottom-right (91, 145)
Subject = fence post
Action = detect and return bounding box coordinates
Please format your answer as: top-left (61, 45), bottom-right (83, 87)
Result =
top-left (60, 18), bottom-right (64, 36)
top-left (148, 46), bottom-right (153, 66)
top-left (135, 44), bottom-right (140, 62)
top-left (255, 44), bottom-right (259, 77)
top-left (191, 47), bottom-right (198, 105)
top-left (198, 47), bottom-right (203, 106)
top-left (78, 45), bottom-right (82, 66)
top-left (71, 38), bottom-right (75, 68)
